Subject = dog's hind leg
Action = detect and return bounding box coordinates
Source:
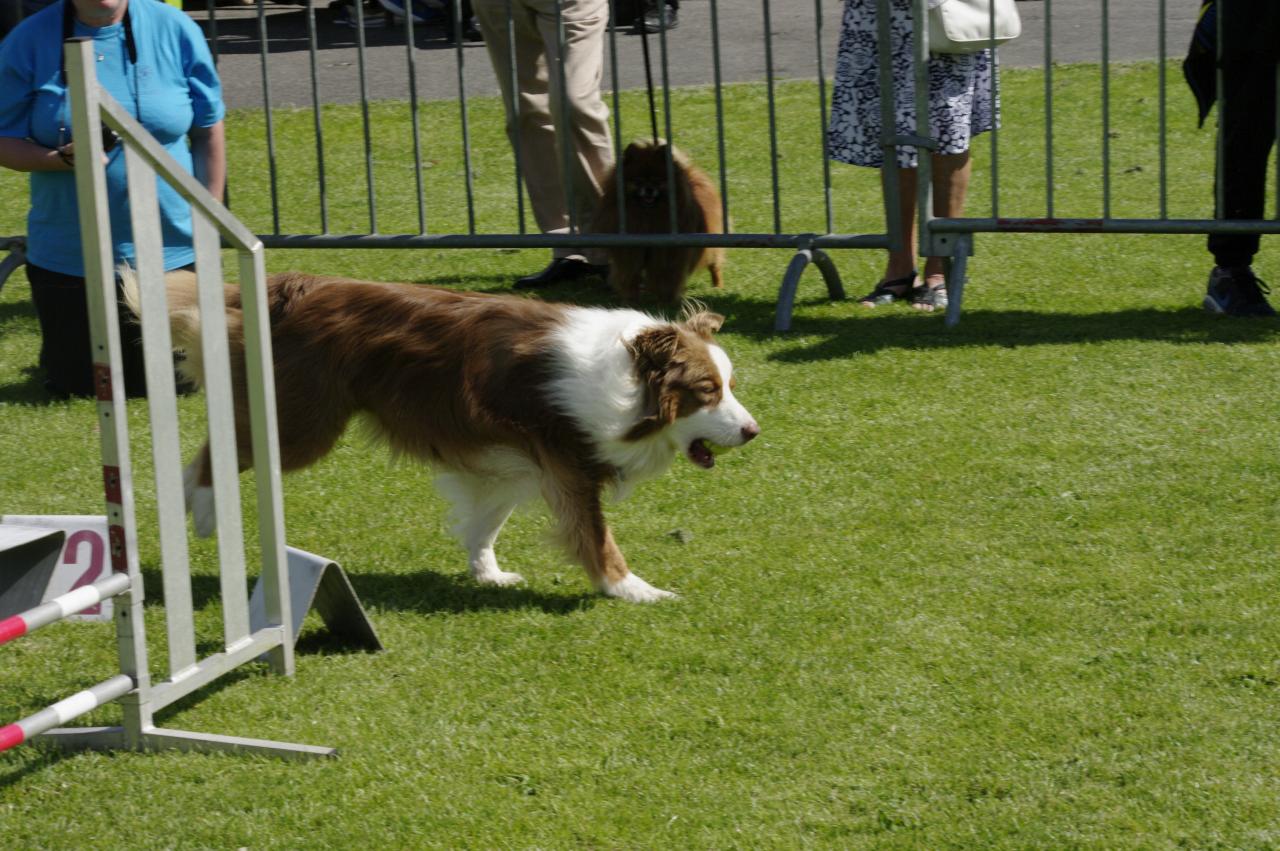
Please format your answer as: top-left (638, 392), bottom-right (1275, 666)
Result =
top-left (707, 250), bottom-right (725, 289)
top-left (183, 443), bottom-right (217, 538)
top-left (437, 471), bottom-right (525, 587)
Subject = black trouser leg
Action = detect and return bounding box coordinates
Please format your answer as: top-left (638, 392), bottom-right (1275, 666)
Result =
top-left (1207, 0), bottom-right (1279, 268)
top-left (444, 0), bottom-right (474, 30)
top-left (26, 263), bottom-right (148, 398)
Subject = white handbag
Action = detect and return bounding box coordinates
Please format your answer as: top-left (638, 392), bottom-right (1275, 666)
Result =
top-left (927, 0), bottom-right (1023, 54)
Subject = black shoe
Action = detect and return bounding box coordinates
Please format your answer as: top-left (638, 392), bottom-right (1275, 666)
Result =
top-left (444, 15), bottom-right (482, 42)
top-left (1203, 266), bottom-right (1276, 317)
top-left (42, 378), bottom-right (71, 400)
top-left (634, 1), bottom-right (677, 32)
top-left (514, 257), bottom-right (608, 289)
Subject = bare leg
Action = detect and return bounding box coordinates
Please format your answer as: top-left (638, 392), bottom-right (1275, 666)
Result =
top-left (885, 165), bottom-right (919, 283)
top-left (920, 150), bottom-right (972, 284)
top-left (880, 150), bottom-right (972, 288)
top-left (861, 166), bottom-right (920, 306)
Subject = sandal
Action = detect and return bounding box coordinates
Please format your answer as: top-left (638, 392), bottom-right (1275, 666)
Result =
top-left (911, 280), bottom-right (949, 312)
top-left (857, 271), bottom-right (917, 307)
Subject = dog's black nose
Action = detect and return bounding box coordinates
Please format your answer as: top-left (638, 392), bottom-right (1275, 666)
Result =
top-left (741, 422), bottom-right (760, 442)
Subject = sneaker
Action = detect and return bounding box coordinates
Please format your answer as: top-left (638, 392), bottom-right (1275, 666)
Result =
top-left (1203, 266), bottom-right (1276, 317)
top-left (443, 14), bottom-right (483, 42)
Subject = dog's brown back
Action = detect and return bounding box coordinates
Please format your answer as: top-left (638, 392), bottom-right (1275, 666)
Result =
top-left (138, 271), bottom-right (596, 477)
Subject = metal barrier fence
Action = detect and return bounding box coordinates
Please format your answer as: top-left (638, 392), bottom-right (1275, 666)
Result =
top-left (183, 0), bottom-right (1278, 329)
top-left (910, 0), bottom-right (1280, 324)
top-left (0, 39), bottom-right (333, 760)
top-left (189, 0), bottom-right (865, 327)
top-left (1, 1), bottom-right (1276, 330)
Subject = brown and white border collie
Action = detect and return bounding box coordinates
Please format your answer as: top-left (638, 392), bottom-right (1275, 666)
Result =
top-left (121, 270), bottom-right (759, 603)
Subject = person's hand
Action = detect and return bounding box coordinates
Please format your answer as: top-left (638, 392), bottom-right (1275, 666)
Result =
top-left (55, 141), bottom-right (110, 169)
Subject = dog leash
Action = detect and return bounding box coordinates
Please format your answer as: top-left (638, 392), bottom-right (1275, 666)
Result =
top-left (634, 1), bottom-right (679, 234)
top-left (637, 6), bottom-right (660, 144)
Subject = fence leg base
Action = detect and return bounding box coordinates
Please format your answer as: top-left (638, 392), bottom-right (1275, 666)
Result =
top-left (249, 547), bottom-right (382, 654)
top-left (810, 248), bottom-right (846, 301)
top-left (774, 250), bottom-right (808, 332)
top-left (775, 248), bottom-right (848, 332)
top-left (40, 725), bottom-right (337, 760)
top-left (944, 236), bottom-right (970, 328)
top-left (0, 238), bottom-right (26, 296)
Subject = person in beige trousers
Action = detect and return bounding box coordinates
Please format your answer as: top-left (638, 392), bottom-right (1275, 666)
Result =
top-left (472, 0), bottom-right (615, 288)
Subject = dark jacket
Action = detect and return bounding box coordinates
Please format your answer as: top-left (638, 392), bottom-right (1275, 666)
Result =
top-left (1183, 0), bottom-right (1280, 128)
top-left (1182, 0), bottom-right (1216, 127)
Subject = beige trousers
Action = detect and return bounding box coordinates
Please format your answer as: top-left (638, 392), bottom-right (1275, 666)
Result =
top-left (472, 0), bottom-right (615, 261)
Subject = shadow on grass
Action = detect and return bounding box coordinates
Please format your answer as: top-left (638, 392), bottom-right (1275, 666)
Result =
top-left (0, 665), bottom-right (310, 787)
top-left (687, 291), bottom-right (1280, 360)
top-left (399, 274), bottom-right (1280, 351)
top-left (350, 569), bottom-right (596, 616)
top-left (413, 270), bottom-right (619, 308)
top-left (0, 296), bottom-right (33, 323)
top-left (0, 366), bottom-right (59, 406)
top-left (140, 559), bottom-right (588, 632)
top-left (0, 744), bottom-right (66, 789)
top-left (0, 566), bottom-right (581, 783)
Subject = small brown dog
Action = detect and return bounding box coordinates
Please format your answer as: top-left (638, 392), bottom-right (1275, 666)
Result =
top-left (592, 139), bottom-right (726, 304)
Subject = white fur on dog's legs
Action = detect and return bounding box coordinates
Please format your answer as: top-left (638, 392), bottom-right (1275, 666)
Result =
top-left (183, 459), bottom-right (216, 538)
top-left (439, 472), bottom-right (525, 587)
top-left (600, 573), bottom-right (677, 603)
top-left (469, 524), bottom-right (523, 587)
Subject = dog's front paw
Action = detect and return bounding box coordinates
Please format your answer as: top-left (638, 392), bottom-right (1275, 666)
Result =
top-left (602, 573), bottom-right (677, 603)
top-left (474, 569), bottom-right (526, 587)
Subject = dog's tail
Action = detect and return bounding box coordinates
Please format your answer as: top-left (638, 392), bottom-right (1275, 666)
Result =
top-left (118, 265), bottom-right (244, 389)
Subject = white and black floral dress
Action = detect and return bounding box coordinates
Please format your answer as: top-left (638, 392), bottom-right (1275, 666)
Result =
top-left (827, 0), bottom-right (999, 168)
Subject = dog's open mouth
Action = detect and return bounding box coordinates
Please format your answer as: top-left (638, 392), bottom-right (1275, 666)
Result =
top-left (687, 438), bottom-right (716, 469)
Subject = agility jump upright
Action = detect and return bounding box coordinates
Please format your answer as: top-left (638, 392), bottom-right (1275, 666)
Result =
top-left (0, 39), bottom-right (332, 760)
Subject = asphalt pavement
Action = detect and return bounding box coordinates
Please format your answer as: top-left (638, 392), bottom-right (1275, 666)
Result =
top-left (196, 0), bottom-right (1200, 110)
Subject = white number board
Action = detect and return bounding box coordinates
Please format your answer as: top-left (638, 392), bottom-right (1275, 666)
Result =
top-left (1, 515), bottom-right (113, 622)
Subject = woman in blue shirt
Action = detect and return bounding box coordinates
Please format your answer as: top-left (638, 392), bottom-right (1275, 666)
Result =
top-left (0, 0), bottom-right (225, 397)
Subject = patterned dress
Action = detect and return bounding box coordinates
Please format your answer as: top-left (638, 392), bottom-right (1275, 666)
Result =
top-left (827, 0), bottom-right (999, 168)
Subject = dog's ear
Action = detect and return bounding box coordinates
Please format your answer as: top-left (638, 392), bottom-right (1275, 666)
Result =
top-left (624, 386), bottom-right (681, 441)
top-left (624, 326), bottom-right (683, 441)
top-left (627, 325), bottom-right (681, 378)
top-left (682, 311), bottom-right (724, 340)
top-left (624, 383), bottom-right (686, 437)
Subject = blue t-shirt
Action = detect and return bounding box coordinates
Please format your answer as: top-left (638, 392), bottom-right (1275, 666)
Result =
top-left (0, 0), bottom-right (225, 275)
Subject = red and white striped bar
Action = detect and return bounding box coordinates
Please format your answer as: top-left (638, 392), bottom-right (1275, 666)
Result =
top-left (0, 674), bottom-right (134, 753)
top-left (0, 572), bottom-right (131, 646)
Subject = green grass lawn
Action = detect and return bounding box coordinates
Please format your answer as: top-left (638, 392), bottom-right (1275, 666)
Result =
top-left (1, 62), bottom-right (1279, 848)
